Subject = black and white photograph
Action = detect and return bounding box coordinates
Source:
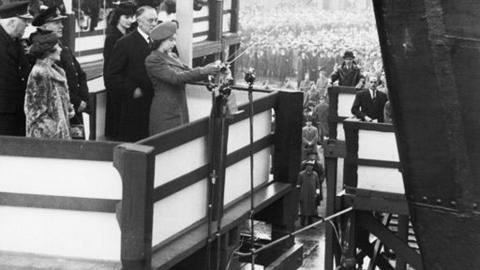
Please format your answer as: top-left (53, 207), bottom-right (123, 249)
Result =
top-left (0, 0), bottom-right (478, 269)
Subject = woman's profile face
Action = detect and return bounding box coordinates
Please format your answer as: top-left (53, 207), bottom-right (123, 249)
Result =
top-left (48, 44), bottom-right (62, 62)
top-left (119, 15), bottom-right (135, 30)
top-left (159, 33), bottom-right (177, 53)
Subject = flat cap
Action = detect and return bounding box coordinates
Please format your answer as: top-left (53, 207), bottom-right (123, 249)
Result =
top-left (149, 21), bottom-right (176, 41)
top-left (32, 6), bottom-right (66, 26)
top-left (0, 1), bottom-right (33, 19)
top-left (30, 30), bottom-right (58, 56)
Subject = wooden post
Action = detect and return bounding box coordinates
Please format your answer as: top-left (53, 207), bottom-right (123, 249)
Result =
top-left (208, 0), bottom-right (223, 41)
top-left (324, 145), bottom-right (338, 270)
top-left (271, 91), bottom-right (303, 248)
top-left (396, 215), bottom-right (409, 270)
top-left (177, 0), bottom-right (194, 66)
top-left (114, 144), bottom-right (155, 270)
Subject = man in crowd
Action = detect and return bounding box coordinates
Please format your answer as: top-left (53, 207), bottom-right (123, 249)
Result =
top-left (329, 50), bottom-right (364, 88)
top-left (31, 6), bottom-right (89, 139)
top-left (312, 95), bottom-right (329, 143)
top-left (0, 1), bottom-right (33, 136)
top-left (107, 5), bottom-right (158, 142)
top-left (351, 73), bottom-right (388, 122)
top-left (296, 160), bottom-right (321, 226)
top-left (302, 117), bottom-right (319, 160)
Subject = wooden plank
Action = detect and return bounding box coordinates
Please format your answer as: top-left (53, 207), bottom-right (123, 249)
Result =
top-left (357, 159), bottom-right (400, 169)
top-left (138, 119), bottom-right (209, 155)
top-left (152, 135), bottom-right (272, 202)
top-left (0, 192), bottom-right (118, 213)
top-left (357, 212), bottom-right (423, 270)
top-left (341, 192), bottom-right (409, 215)
top-left (343, 119), bottom-right (395, 132)
top-left (151, 182), bottom-right (292, 270)
top-left (114, 144), bottom-right (155, 268)
top-left (263, 244), bottom-right (303, 270)
top-left (0, 136), bottom-right (118, 161)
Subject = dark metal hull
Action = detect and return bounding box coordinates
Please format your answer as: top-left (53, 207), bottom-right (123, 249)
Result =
top-left (373, 0), bottom-right (480, 268)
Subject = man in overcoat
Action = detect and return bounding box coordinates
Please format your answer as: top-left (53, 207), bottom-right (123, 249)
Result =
top-left (31, 6), bottom-right (89, 138)
top-left (296, 160), bottom-right (320, 226)
top-left (329, 50), bottom-right (364, 88)
top-left (0, 1), bottom-right (33, 136)
top-left (107, 5), bottom-right (157, 142)
top-left (351, 73), bottom-right (388, 122)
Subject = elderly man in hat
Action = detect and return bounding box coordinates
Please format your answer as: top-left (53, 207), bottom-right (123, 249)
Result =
top-left (0, 1), bottom-right (33, 136)
top-left (30, 6), bottom-right (89, 139)
top-left (107, 5), bottom-right (158, 142)
top-left (329, 50), bottom-right (364, 88)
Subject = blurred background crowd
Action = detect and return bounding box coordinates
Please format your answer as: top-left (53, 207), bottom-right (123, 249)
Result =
top-left (234, 0), bottom-right (383, 90)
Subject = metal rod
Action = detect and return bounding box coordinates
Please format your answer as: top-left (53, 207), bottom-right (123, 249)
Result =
top-left (235, 207), bottom-right (355, 257)
top-left (248, 82), bottom-right (255, 270)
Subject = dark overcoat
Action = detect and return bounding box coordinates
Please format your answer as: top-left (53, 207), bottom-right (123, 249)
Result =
top-left (58, 42), bottom-right (89, 126)
top-left (107, 30), bottom-right (153, 142)
top-left (351, 89), bottom-right (388, 122)
top-left (0, 25), bottom-right (31, 136)
top-left (145, 50), bottom-right (207, 135)
top-left (103, 26), bottom-right (124, 140)
top-left (297, 170), bottom-right (320, 216)
top-left (330, 62), bottom-right (363, 87)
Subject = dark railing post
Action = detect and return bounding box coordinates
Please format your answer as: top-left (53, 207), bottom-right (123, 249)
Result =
top-left (114, 144), bottom-right (155, 270)
top-left (343, 122), bottom-right (359, 188)
top-left (327, 87), bottom-right (339, 139)
top-left (270, 91), bottom-right (303, 248)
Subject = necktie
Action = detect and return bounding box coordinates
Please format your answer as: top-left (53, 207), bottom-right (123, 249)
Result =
top-left (148, 37), bottom-right (153, 48)
top-left (372, 90), bottom-right (377, 101)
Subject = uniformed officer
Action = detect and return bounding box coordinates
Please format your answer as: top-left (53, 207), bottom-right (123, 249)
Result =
top-left (0, 1), bottom-right (33, 136)
top-left (31, 6), bottom-right (89, 139)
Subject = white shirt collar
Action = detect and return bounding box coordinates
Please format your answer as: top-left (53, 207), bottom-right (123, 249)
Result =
top-left (137, 28), bottom-right (150, 43)
top-left (369, 88), bottom-right (377, 99)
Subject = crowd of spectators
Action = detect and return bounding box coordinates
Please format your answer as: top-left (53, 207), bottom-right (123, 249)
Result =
top-left (234, 1), bottom-right (383, 90)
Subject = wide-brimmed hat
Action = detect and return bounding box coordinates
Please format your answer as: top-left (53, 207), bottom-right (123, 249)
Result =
top-left (32, 6), bottom-right (67, 26)
top-left (342, 51), bottom-right (355, 59)
top-left (0, 1), bottom-right (33, 19)
top-left (29, 31), bottom-right (58, 56)
top-left (150, 21), bottom-right (177, 41)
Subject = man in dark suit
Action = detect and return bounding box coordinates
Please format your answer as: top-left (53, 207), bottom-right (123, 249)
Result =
top-left (107, 5), bottom-right (158, 142)
top-left (329, 50), bottom-right (364, 88)
top-left (0, 1), bottom-right (33, 136)
top-left (351, 73), bottom-right (388, 122)
top-left (31, 6), bottom-right (89, 139)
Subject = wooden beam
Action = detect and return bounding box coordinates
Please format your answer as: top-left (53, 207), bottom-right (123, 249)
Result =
top-left (357, 212), bottom-right (423, 270)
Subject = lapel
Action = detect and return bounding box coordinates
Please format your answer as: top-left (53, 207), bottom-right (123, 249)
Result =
top-left (132, 30), bottom-right (149, 52)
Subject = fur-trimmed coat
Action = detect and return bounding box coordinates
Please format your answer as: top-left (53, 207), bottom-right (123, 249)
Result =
top-left (24, 58), bottom-right (73, 139)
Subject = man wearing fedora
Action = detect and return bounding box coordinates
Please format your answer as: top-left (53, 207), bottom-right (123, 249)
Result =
top-left (30, 6), bottom-right (89, 139)
top-left (0, 1), bottom-right (33, 136)
top-left (329, 50), bottom-right (364, 88)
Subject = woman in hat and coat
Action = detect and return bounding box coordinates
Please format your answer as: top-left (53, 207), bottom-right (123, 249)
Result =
top-left (145, 21), bottom-right (220, 135)
top-left (25, 32), bottom-right (75, 139)
top-left (103, 1), bottom-right (137, 140)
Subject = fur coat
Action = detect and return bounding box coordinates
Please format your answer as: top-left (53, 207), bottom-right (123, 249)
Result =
top-left (25, 58), bottom-right (73, 139)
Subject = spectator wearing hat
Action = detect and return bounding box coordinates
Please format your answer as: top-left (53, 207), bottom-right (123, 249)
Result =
top-left (296, 159), bottom-right (321, 226)
top-left (103, 1), bottom-right (137, 140)
top-left (301, 117), bottom-right (319, 160)
top-left (31, 6), bottom-right (89, 139)
top-left (145, 21), bottom-right (220, 135)
top-left (0, 1), bottom-right (33, 136)
top-left (351, 73), bottom-right (388, 122)
top-left (312, 95), bottom-right (329, 143)
top-left (329, 50), bottom-right (364, 88)
top-left (25, 32), bottom-right (75, 139)
top-left (107, 5), bottom-right (158, 142)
